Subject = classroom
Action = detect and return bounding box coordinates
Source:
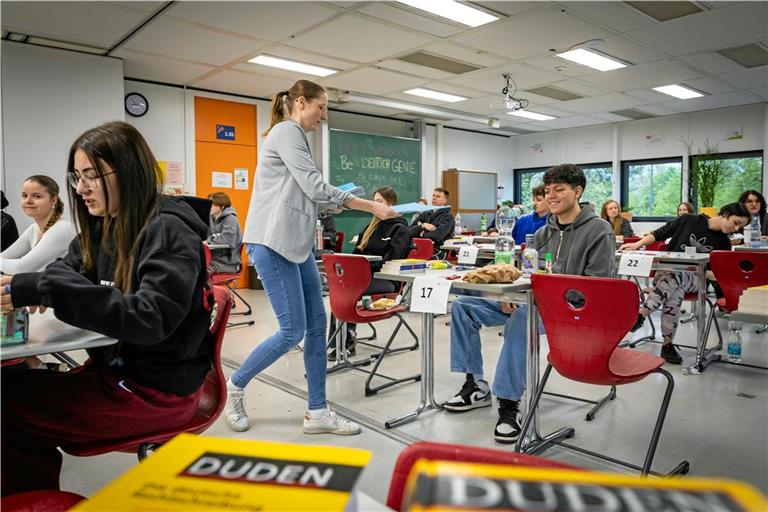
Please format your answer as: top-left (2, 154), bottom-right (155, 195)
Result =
top-left (1, 1), bottom-right (767, 510)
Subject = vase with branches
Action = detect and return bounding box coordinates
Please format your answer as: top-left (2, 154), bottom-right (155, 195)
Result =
top-left (679, 137), bottom-right (728, 209)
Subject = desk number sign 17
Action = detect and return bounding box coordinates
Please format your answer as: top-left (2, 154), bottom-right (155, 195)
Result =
top-left (410, 277), bottom-right (453, 314)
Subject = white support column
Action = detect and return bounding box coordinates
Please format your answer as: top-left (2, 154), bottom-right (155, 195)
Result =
top-left (612, 124), bottom-right (621, 202)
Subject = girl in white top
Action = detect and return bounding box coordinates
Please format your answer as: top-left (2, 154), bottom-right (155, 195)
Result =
top-left (1, 175), bottom-right (76, 275)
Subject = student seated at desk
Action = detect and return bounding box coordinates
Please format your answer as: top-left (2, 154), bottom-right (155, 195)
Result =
top-left (444, 164), bottom-right (614, 444)
top-left (1, 175), bottom-right (76, 275)
top-left (739, 189), bottom-right (768, 238)
top-left (409, 187), bottom-right (454, 248)
top-left (331, 187), bottom-right (413, 358)
top-left (511, 185), bottom-right (548, 245)
top-left (0, 122), bottom-right (213, 496)
top-left (620, 202), bottom-right (750, 364)
top-left (206, 192), bottom-right (242, 273)
top-left (600, 199), bottom-right (633, 240)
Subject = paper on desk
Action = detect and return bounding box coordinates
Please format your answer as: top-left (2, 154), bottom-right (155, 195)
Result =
top-left (393, 202), bottom-right (451, 214)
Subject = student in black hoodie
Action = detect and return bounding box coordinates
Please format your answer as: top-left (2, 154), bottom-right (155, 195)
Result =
top-left (0, 122), bottom-right (212, 495)
top-left (330, 187), bottom-right (413, 358)
top-left (409, 187), bottom-right (455, 247)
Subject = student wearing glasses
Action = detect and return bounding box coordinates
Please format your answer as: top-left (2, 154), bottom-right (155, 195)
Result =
top-left (1, 175), bottom-right (76, 275)
top-left (1, 122), bottom-right (213, 495)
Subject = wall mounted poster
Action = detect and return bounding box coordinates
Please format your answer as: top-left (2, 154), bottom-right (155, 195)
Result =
top-left (212, 171), bottom-right (232, 188)
top-left (234, 168), bottom-right (248, 190)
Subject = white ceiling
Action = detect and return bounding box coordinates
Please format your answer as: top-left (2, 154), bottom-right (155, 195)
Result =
top-left (3, 0), bottom-right (767, 136)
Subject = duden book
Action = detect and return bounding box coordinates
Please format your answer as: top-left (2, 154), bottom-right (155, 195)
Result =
top-left (381, 258), bottom-right (427, 273)
top-left (74, 434), bottom-right (371, 511)
top-left (403, 460), bottom-right (766, 512)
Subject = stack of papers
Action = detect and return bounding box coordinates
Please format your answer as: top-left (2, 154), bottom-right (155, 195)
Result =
top-left (393, 203), bottom-right (450, 214)
top-left (738, 285), bottom-right (768, 315)
top-left (337, 182), bottom-right (365, 197)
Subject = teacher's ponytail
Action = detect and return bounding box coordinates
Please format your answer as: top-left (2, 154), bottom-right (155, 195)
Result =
top-left (262, 80), bottom-right (327, 136)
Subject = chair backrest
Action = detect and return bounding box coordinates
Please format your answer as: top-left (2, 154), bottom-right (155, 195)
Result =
top-left (386, 441), bottom-right (579, 511)
top-left (321, 254), bottom-right (373, 324)
top-left (408, 238), bottom-right (434, 260)
top-left (710, 250), bottom-right (768, 313)
top-left (334, 231), bottom-right (345, 253)
top-left (1, 491), bottom-right (85, 512)
top-left (623, 236), bottom-right (640, 244)
top-left (646, 240), bottom-right (667, 251)
top-left (530, 274), bottom-right (639, 384)
top-left (62, 286), bottom-right (233, 457)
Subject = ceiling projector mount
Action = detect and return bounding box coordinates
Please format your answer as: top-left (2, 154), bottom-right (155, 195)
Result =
top-left (491, 73), bottom-right (529, 112)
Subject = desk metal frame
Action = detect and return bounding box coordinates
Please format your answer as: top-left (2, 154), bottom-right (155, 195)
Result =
top-left (374, 270), bottom-right (548, 451)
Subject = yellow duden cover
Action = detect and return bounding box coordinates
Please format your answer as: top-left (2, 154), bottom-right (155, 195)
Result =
top-left (403, 460), bottom-right (767, 512)
top-left (74, 434), bottom-right (371, 512)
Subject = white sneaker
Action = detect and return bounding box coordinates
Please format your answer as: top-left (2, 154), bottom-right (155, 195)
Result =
top-left (224, 387), bottom-right (250, 432)
top-left (303, 408), bottom-right (361, 435)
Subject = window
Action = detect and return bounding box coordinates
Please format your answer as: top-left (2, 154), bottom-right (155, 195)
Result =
top-left (621, 158), bottom-right (682, 220)
top-left (579, 163), bottom-right (614, 210)
top-left (514, 163), bottom-right (614, 212)
top-left (513, 167), bottom-right (546, 211)
top-left (691, 151), bottom-right (763, 211)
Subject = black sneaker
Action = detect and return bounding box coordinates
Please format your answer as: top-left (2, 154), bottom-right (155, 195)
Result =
top-left (494, 398), bottom-right (521, 444)
top-left (661, 344), bottom-right (683, 365)
top-left (630, 313), bottom-right (646, 333)
top-left (444, 374), bottom-right (491, 412)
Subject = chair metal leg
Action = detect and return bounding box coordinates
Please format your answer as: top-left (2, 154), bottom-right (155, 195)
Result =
top-left (542, 385), bottom-right (616, 421)
top-left (138, 442), bottom-right (160, 461)
top-left (229, 288), bottom-right (252, 316)
top-left (516, 365), bottom-right (575, 455)
top-left (756, 324), bottom-right (768, 334)
top-left (357, 316), bottom-right (419, 354)
top-left (364, 314), bottom-right (421, 396)
top-left (355, 323), bottom-right (377, 342)
top-left (326, 321), bottom-right (373, 375)
top-left (518, 366), bottom-right (689, 477)
top-left (52, 352), bottom-right (79, 369)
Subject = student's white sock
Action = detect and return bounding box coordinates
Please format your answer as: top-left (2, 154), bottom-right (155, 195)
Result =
top-left (308, 406), bottom-right (329, 417)
top-left (227, 378), bottom-right (243, 392)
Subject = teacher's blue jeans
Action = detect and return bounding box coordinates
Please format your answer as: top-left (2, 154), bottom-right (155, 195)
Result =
top-left (231, 244), bottom-right (327, 409)
top-left (450, 297), bottom-right (528, 401)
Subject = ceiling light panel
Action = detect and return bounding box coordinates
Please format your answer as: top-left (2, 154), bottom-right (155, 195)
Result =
top-left (652, 84), bottom-right (704, 99)
top-left (507, 110), bottom-right (556, 121)
top-left (404, 88), bottom-right (467, 103)
top-left (248, 55), bottom-right (337, 77)
top-left (395, 0), bottom-right (499, 27)
top-left (556, 49), bottom-right (627, 72)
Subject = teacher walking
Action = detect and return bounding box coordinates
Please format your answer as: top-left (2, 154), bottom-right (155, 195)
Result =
top-left (224, 79), bottom-right (397, 435)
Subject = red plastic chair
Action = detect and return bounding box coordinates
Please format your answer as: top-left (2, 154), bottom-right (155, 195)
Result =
top-left (333, 231), bottom-right (345, 253)
top-left (62, 286), bottom-right (233, 461)
top-left (623, 236), bottom-right (641, 244)
top-left (407, 238), bottom-right (434, 260)
top-left (1, 491), bottom-right (85, 512)
top-left (321, 254), bottom-right (420, 396)
top-left (693, 250), bottom-right (768, 372)
top-left (522, 274), bottom-right (689, 477)
top-left (386, 441), bottom-right (579, 511)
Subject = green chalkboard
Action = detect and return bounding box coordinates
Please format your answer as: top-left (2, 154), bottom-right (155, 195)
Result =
top-left (329, 129), bottom-right (421, 252)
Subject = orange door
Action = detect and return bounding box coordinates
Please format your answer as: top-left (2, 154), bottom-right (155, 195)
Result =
top-left (195, 97), bottom-right (257, 289)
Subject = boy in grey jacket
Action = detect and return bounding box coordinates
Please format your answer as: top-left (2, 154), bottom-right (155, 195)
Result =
top-left (207, 192), bottom-right (242, 273)
top-left (444, 164), bottom-right (615, 444)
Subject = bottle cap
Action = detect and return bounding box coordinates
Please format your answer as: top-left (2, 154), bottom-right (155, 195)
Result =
top-left (545, 252), bottom-right (552, 260)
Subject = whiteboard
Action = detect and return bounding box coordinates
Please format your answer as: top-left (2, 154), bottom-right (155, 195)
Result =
top-left (459, 172), bottom-right (497, 210)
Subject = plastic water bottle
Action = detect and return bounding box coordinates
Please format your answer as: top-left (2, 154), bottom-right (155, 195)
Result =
top-left (480, 213), bottom-right (488, 232)
top-left (750, 214), bottom-right (761, 247)
top-left (315, 219), bottom-right (324, 251)
top-left (727, 321), bottom-right (742, 363)
top-left (494, 205), bottom-right (516, 264)
top-left (454, 212), bottom-right (462, 236)
top-left (521, 233), bottom-right (538, 278)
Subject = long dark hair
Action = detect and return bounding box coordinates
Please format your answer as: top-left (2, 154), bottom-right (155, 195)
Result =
top-left (738, 189), bottom-right (766, 217)
top-left (25, 175), bottom-right (64, 235)
top-left (263, 79), bottom-right (327, 136)
top-left (67, 121), bottom-right (162, 292)
top-left (357, 187), bottom-right (398, 251)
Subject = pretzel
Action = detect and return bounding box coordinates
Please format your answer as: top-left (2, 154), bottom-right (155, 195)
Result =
top-left (461, 264), bottom-right (522, 284)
